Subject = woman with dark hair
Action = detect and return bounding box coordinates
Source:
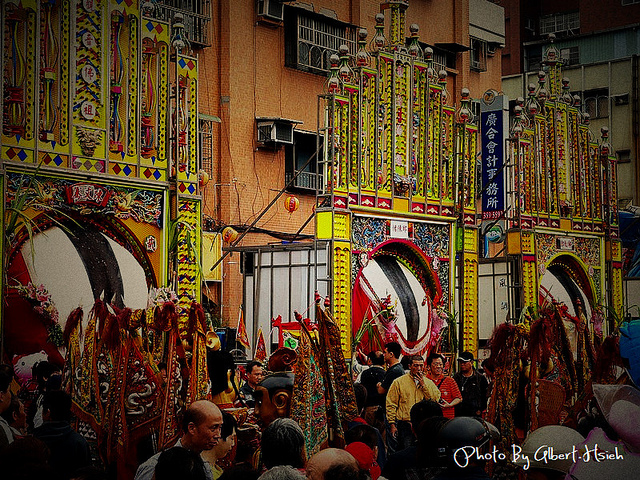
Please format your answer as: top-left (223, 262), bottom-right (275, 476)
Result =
top-left (202, 411), bottom-right (238, 479)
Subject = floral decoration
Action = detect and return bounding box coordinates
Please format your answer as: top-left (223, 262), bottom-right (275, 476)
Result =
top-left (14, 282), bottom-right (63, 346)
top-left (147, 286), bottom-right (178, 308)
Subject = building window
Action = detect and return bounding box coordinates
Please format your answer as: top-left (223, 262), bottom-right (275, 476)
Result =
top-left (285, 130), bottom-right (323, 192)
top-left (285, 8), bottom-right (357, 75)
top-left (560, 46), bottom-right (579, 65)
top-left (155, 0), bottom-right (211, 48)
top-left (539, 12), bottom-right (580, 36)
top-left (525, 47), bottom-right (543, 72)
top-left (470, 37), bottom-right (487, 71)
top-left (406, 39), bottom-right (457, 72)
top-left (199, 114), bottom-right (217, 175)
top-left (584, 89), bottom-right (609, 119)
top-left (244, 244), bottom-right (329, 355)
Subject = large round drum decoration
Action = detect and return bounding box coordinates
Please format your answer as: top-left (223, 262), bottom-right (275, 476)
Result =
top-left (352, 241), bottom-right (443, 356)
top-left (539, 259), bottom-right (593, 321)
top-left (539, 256), bottom-right (594, 357)
top-left (5, 222), bottom-right (150, 364)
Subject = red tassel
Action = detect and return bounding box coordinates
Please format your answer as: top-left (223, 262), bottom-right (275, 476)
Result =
top-left (92, 299), bottom-right (109, 338)
top-left (593, 335), bottom-right (621, 382)
top-left (486, 322), bottom-right (519, 367)
top-left (64, 307), bottom-right (84, 344)
top-left (161, 302), bottom-right (178, 332)
top-left (194, 302), bottom-right (206, 331)
top-left (168, 303), bottom-right (179, 332)
top-left (187, 302), bottom-right (197, 344)
top-left (119, 308), bottom-right (132, 332)
top-left (529, 313), bottom-right (554, 365)
top-left (102, 307), bottom-right (130, 350)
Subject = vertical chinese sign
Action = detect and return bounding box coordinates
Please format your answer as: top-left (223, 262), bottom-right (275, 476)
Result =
top-left (480, 94), bottom-right (508, 221)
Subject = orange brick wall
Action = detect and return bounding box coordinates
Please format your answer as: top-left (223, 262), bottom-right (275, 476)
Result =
top-left (199, 0), bottom-right (502, 327)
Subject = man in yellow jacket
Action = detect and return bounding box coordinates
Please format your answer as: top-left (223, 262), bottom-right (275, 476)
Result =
top-left (386, 354), bottom-right (441, 450)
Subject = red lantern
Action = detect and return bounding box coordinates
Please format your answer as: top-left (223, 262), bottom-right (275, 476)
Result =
top-left (284, 195), bottom-right (299, 213)
top-left (222, 226), bottom-right (238, 243)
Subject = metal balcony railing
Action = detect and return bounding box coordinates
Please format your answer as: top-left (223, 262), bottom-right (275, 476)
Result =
top-left (285, 171), bottom-right (322, 191)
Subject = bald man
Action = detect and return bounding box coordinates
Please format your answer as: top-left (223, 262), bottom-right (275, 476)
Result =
top-left (135, 400), bottom-right (223, 480)
top-left (306, 448), bottom-right (359, 480)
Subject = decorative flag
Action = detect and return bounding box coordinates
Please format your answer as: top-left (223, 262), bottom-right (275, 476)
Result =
top-left (255, 327), bottom-right (267, 362)
top-left (236, 307), bottom-right (250, 349)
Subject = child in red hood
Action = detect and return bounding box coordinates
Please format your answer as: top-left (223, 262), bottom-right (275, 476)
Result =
top-left (345, 441), bottom-right (381, 480)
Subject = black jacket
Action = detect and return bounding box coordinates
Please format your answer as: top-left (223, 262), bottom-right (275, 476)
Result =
top-left (453, 370), bottom-right (489, 417)
top-left (34, 421), bottom-right (91, 479)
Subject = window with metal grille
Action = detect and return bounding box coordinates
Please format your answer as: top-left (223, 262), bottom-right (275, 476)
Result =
top-left (285, 8), bottom-right (357, 75)
top-left (539, 12), bottom-right (580, 36)
top-left (199, 115), bottom-right (215, 175)
top-left (470, 37), bottom-right (487, 72)
top-left (560, 46), bottom-right (579, 65)
top-left (404, 39), bottom-right (457, 72)
top-left (583, 88), bottom-right (609, 119)
top-left (154, 0), bottom-right (211, 48)
top-left (432, 50), bottom-right (450, 73)
top-left (285, 130), bottom-right (323, 192)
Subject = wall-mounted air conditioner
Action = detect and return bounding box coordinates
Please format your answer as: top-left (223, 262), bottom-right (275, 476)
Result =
top-left (257, 0), bottom-right (284, 23)
top-left (256, 117), bottom-right (302, 146)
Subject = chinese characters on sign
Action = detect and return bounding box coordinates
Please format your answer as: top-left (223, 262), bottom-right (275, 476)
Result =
top-left (556, 236), bottom-right (575, 251)
top-left (481, 106), bottom-right (506, 220)
top-left (65, 183), bottom-right (111, 207)
top-left (390, 220), bottom-right (409, 239)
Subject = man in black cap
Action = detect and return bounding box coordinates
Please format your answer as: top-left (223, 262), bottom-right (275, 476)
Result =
top-left (453, 352), bottom-right (489, 417)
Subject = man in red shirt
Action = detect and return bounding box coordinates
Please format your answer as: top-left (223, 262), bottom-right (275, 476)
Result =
top-left (426, 353), bottom-right (461, 419)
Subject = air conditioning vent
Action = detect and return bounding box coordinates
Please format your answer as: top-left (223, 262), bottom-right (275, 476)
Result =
top-left (257, 0), bottom-right (284, 23)
top-left (257, 118), bottom-right (301, 146)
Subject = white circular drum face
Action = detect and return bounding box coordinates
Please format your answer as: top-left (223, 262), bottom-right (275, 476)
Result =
top-left (358, 255), bottom-right (432, 354)
top-left (539, 264), bottom-right (592, 360)
top-left (539, 264), bottom-right (592, 320)
top-left (19, 225), bottom-right (149, 333)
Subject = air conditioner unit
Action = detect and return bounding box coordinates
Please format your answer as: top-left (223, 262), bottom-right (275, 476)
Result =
top-left (257, 119), bottom-right (295, 145)
top-left (257, 0), bottom-right (284, 23)
top-left (613, 93), bottom-right (629, 106)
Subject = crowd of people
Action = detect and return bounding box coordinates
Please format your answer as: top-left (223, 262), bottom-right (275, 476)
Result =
top-left (1, 341), bottom-right (636, 480)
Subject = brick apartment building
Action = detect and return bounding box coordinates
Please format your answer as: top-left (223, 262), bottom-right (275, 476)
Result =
top-left (195, 0), bottom-right (505, 353)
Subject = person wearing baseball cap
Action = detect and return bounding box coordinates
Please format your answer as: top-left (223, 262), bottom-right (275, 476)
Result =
top-left (453, 351), bottom-right (489, 417)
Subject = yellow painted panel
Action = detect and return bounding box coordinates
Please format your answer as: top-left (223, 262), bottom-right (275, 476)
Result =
top-left (507, 231), bottom-right (522, 255)
top-left (202, 232), bottom-right (222, 282)
top-left (334, 212), bottom-right (351, 240)
top-left (394, 198), bottom-right (409, 213)
top-left (316, 211), bottom-right (334, 239)
top-left (464, 228), bottom-right (478, 253)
